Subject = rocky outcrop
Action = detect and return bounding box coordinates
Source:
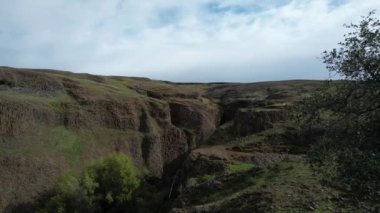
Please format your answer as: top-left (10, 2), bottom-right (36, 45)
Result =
top-left (169, 99), bottom-right (219, 148)
top-left (218, 99), bottom-right (268, 124)
top-left (184, 153), bottom-right (226, 177)
top-left (234, 108), bottom-right (286, 136)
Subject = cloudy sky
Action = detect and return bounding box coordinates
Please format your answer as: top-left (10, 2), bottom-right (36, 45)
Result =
top-left (0, 0), bottom-right (379, 82)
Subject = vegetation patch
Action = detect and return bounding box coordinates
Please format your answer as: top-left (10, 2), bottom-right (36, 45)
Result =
top-left (211, 160), bottom-right (346, 212)
top-left (41, 153), bottom-right (140, 213)
top-left (228, 162), bottom-right (255, 173)
top-left (0, 125), bottom-right (82, 159)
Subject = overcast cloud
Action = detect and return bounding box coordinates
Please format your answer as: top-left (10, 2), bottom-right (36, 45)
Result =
top-left (0, 0), bottom-right (379, 82)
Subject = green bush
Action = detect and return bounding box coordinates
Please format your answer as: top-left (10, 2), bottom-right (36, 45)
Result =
top-left (82, 152), bottom-right (140, 210)
top-left (40, 172), bottom-right (85, 213)
top-left (41, 152), bottom-right (140, 212)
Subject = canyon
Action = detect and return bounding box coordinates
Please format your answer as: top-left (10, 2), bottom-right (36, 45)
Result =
top-left (0, 67), bottom-right (333, 212)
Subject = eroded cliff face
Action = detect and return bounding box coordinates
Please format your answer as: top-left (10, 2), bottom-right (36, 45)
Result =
top-left (0, 67), bottom-right (219, 209)
top-left (234, 108), bottom-right (286, 136)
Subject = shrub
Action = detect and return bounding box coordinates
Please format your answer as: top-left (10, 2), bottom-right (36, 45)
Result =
top-left (41, 152), bottom-right (140, 212)
top-left (82, 152), bottom-right (140, 211)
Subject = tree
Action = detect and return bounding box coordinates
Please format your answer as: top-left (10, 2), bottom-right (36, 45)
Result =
top-left (42, 152), bottom-right (140, 212)
top-left (81, 152), bottom-right (140, 211)
top-left (297, 11), bottom-right (380, 204)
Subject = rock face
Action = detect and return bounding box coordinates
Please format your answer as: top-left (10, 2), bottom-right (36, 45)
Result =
top-left (184, 153), bottom-right (226, 178)
top-left (169, 100), bottom-right (219, 148)
top-left (234, 108), bottom-right (286, 136)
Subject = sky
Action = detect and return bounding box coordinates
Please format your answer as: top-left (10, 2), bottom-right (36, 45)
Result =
top-left (0, 0), bottom-right (379, 82)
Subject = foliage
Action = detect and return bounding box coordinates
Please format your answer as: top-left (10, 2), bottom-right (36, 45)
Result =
top-left (40, 172), bottom-right (87, 213)
top-left (296, 11), bottom-right (380, 204)
top-left (41, 152), bottom-right (140, 212)
top-left (82, 152), bottom-right (140, 210)
top-left (228, 162), bottom-right (256, 173)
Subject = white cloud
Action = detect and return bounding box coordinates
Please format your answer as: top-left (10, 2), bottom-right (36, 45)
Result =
top-left (0, 0), bottom-right (379, 82)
